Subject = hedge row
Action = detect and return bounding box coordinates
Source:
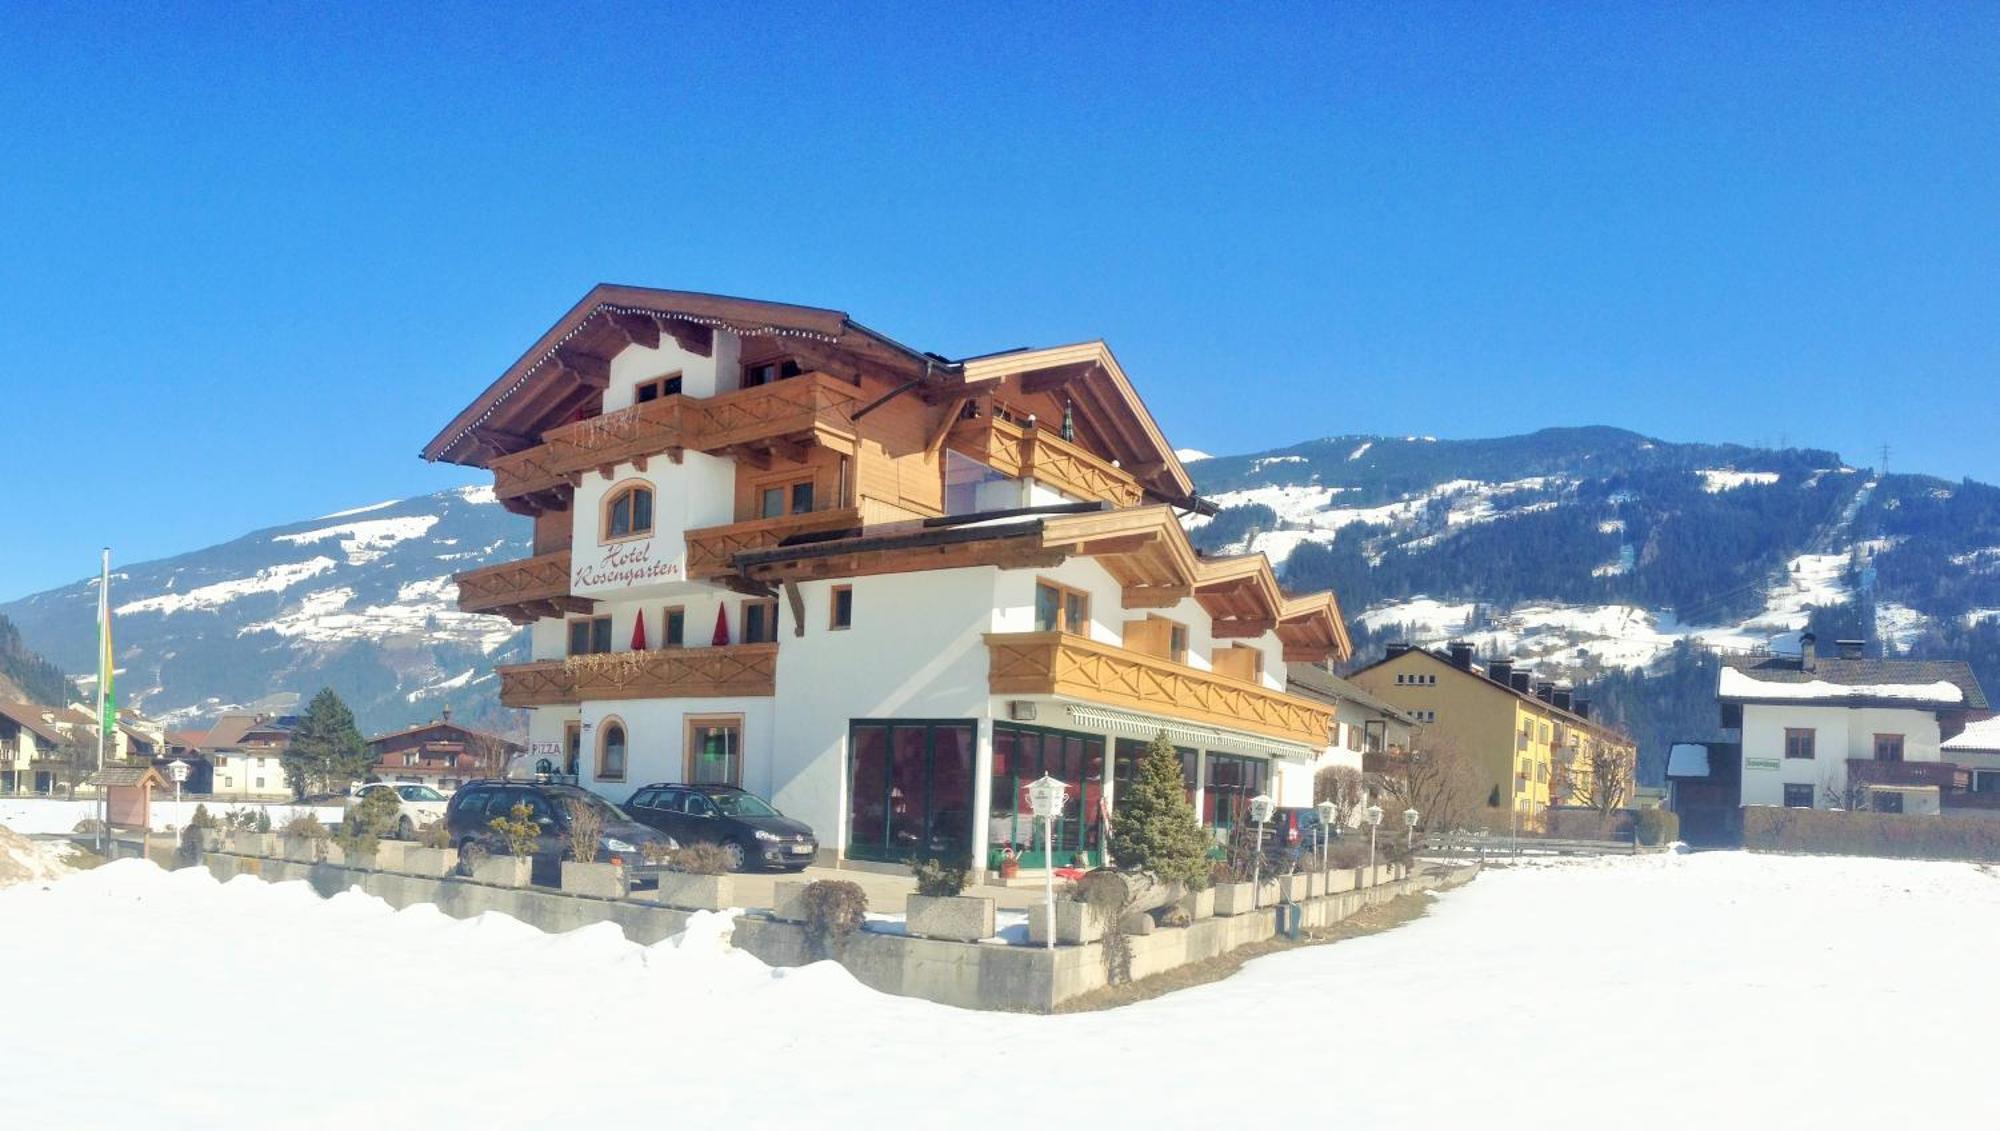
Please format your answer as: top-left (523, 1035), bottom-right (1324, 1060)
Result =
top-left (1743, 805), bottom-right (2000, 861)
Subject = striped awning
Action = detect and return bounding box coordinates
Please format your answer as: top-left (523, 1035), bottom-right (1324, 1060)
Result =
top-left (1061, 703), bottom-right (1321, 761)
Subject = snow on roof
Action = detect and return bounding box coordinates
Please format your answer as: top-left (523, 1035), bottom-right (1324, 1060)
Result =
top-left (1944, 715), bottom-right (2000, 753)
top-left (1718, 666), bottom-right (1964, 705)
top-left (1173, 448), bottom-right (1212, 464)
top-left (1667, 743), bottom-right (1711, 778)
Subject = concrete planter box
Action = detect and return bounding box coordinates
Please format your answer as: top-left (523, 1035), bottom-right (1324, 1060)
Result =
top-left (1278, 874), bottom-right (1312, 903)
top-left (655, 872), bottom-right (735, 911)
top-left (1026, 900), bottom-right (1102, 946)
top-left (560, 861), bottom-right (628, 900)
top-left (397, 847), bottom-right (457, 877)
top-left (280, 836), bottom-right (327, 864)
top-left (1325, 869), bottom-right (1357, 894)
top-left (1117, 910), bottom-right (1155, 936)
top-left (1257, 880), bottom-right (1281, 906)
top-left (1212, 882), bottom-right (1257, 916)
top-left (231, 832), bottom-right (275, 857)
top-left (771, 880), bottom-right (809, 922)
top-left (196, 829), bottom-right (224, 853)
top-left (370, 841), bottom-right (410, 872)
top-left (320, 843), bottom-right (346, 868)
top-left (471, 856), bottom-right (533, 887)
top-left (905, 894), bottom-right (995, 942)
top-left (1178, 887), bottom-right (1215, 921)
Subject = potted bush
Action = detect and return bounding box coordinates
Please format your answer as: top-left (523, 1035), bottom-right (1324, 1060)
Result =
top-left (799, 879), bottom-right (868, 960)
top-left (228, 808), bottom-right (276, 856)
top-left (335, 786), bottom-right (401, 870)
top-left (993, 844), bottom-right (1021, 881)
top-left (904, 857), bottom-right (993, 942)
top-left (558, 797), bottom-right (627, 899)
top-left (652, 842), bottom-right (735, 911)
top-left (397, 818), bottom-right (456, 877)
top-left (279, 812), bottom-right (330, 864)
top-left (469, 802), bottom-right (537, 887)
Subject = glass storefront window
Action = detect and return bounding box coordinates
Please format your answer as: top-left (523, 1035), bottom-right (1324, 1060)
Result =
top-left (847, 720), bottom-right (976, 863)
top-left (990, 723), bottom-right (1105, 869)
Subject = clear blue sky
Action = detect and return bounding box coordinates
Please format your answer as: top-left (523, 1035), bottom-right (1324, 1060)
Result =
top-left (2, 3), bottom-right (1995, 598)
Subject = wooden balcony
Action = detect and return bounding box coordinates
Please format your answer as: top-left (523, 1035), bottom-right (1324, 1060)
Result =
top-left (950, 417), bottom-right (1142, 507)
top-left (1847, 758), bottom-right (1957, 790)
top-left (491, 373), bottom-right (864, 509)
top-left (985, 631), bottom-right (1330, 747)
top-left (684, 507), bottom-right (864, 581)
top-left (498, 643), bottom-right (780, 708)
top-left (454, 550), bottom-right (592, 623)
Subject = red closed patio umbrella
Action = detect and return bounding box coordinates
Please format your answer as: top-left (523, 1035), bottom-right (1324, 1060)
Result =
top-left (711, 605), bottom-right (730, 646)
top-left (631, 609), bottom-right (647, 651)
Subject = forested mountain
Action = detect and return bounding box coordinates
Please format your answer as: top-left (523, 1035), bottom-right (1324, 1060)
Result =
top-left (0, 488), bottom-right (527, 736)
top-left (0, 614), bottom-right (75, 706)
top-left (1185, 429), bottom-right (2000, 782)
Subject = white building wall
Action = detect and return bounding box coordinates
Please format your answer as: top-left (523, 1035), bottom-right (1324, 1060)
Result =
top-left (601, 329), bottom-right (740, 409)
top-left (577, 696), bottom-right (775, 803)
top-left (568, 450), bottom-right (736, 602)
top-left (1739, 703), bottom-right (1943, 808)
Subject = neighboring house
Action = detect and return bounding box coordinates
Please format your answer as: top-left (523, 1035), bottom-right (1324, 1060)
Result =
top-left (1349, 642), bottom-right (1638, 821)
top-left (0, 700), bottom-right (66, 794)
top-left (432, 285), bottom-right (1354, 876)
top-left (1941, 715), bottom-right (2000, 805)
top-left (1707, 634), bottom-right (1989, 816)
top-left (1284, 661), bottom-right (1418, 809)
top-left (1664, 740), bottom-right (1743, 846)
top-left (366, 711), bottom-right (522, 791)
top-left (202, 713), bottom-right (298, 799)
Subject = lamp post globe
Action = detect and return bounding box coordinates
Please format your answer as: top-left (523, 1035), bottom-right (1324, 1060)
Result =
top-left (1403, 807), bottom-right (1420, 853)
top-left (1315, 800), bottom-right (1336, 872)
top-left (1248, 793), bottom-right (1275, 907)
top-left (1364, 803), bottom-right (1383, 876)
top-left (1026, 774), bottom-right (1068, 951)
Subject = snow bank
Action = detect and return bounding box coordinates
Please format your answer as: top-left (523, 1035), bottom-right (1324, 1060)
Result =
top-left (0, 825), bottom-right (72, 888)
top-left (1719, 666), bottom-right (1963, 704)
top-left (4, 855), bottom-right (2000, 1127)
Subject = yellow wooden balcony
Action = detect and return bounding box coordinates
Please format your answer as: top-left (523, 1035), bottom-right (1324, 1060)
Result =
top-left (984, 631), bottom-right (1330, 747)
top-left (949, 416), bottom-right (1142, 507)
top-left (454, 550), bottom-right (589, 623)
top-left (683, 507), bottom-right (864, 581)
top-left (491, 373), bottom-right (863, 506)
top-left (498, 643), bottom-right (780, 708)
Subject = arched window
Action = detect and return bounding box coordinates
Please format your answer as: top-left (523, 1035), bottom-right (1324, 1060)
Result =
top-left (597, 718), bottom-right (628, 781)
top-left (603, 482), bottom-right (654, 541)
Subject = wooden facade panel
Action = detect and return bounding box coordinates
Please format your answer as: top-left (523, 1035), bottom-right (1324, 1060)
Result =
top-left (497, 643), bottom-right (780, 708)
top-left (685, 508), bottom-right (863, 581)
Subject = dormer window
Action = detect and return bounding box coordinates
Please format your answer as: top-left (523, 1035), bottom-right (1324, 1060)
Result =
top-left (603, 482), bottom-right (654, 541)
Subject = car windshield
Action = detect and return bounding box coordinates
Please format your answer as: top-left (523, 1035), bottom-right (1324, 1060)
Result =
top-left (398, 785), bottom-right (444, 801)
top-left (709, 791), bottom-right (779, 818)
top-left (551, 790), bottom-right (631, 823)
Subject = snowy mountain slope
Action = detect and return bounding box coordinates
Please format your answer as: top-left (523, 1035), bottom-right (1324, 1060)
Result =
top-left (0, 487), bottom-right (527, 736)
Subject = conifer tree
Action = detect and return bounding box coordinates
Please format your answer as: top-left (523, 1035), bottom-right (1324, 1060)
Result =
top-left (282, 688), bottom-right (370, 798)
top-left (1108, 732), bottom-right (1209, 888)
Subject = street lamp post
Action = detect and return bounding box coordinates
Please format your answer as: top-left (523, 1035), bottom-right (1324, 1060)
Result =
top-left (1026, 774), bottom-right (1068, 952)
top-left (1315, 799), bottom-right (1336, 875)
top-left (1365, 803), bottom-right (1384, 880)
top-left (168, 758), bottom-right (189, 810)
top-left (1403, 806), bottom-right (1420, 854)
top-left (1249, 793), bottom-right (1275, 908)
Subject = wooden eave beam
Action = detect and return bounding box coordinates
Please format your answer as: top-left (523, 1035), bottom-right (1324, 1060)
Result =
top-left (608, 311), bottom-right (662, 350)
top-left (926, 396), bottom-right (970, 458)
top-left (553, 347), bottom-right (613, 388)
top-left (1122, 582), bottom-right (1192, 609)
top-left (469, 426), bottom-right (536, 456)
top-left (1211, 617), bottom-right (1276, 639)
top-left (662, 318), bottom-right (714, 358)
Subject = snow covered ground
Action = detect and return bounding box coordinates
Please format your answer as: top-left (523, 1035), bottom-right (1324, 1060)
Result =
top-left (2, 852), bottom-right (1996, 1128)
top-left (0, 798), bottom-right (343, 835)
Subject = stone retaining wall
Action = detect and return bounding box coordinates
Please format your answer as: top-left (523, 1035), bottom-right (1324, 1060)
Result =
top-left (198, 851), bottom-right (1477, 1012)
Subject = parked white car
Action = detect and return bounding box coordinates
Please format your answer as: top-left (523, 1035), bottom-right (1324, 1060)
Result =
top-left (353, 782), bottom-right (450, 839)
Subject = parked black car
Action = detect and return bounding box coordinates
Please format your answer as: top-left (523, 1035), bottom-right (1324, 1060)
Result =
top-left (624, 783), bottom-right (818, 872)
top-left (444, 780), bottom-right (676, 885)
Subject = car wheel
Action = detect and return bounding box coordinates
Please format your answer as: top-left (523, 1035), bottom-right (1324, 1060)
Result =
top-left (721, 840), bottom-right (747, 872)
top-left (397, 816), bottom-right (415, 841)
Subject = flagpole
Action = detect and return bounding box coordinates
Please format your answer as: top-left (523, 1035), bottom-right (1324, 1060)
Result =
top-left (97, 548), bottom-right (110, 854)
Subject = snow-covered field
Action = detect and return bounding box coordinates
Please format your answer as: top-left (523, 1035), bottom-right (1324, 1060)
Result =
top-left (2, 851), bottom-right (1996, 1128)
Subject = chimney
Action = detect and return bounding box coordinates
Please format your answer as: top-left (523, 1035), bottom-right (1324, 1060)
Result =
top-left (1535, 681), bottom-right (1556, 703)
top-left (442, 706), bottom-right (453, 723)
top-left (1385, 642), bottom-right (1413, 659)
top-left (1448, 642), bottom-right (1475, 670)
top-left (1488, 658), bottom-right (1514, 687)
top-left (1573, 698), bottom-right (1591, 720)
top-left (1799, 632), bottom-right (1816, 672)
top-left (1553, 689), bottom-right (1573, 712)
top-left (1510, 671), bottom-right (1532, 694)
top-left (1836, 639), bottom-right (1865, 660)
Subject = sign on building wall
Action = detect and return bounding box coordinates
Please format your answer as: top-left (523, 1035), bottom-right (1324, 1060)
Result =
top-left (572, 540), bottom-right (683, 591)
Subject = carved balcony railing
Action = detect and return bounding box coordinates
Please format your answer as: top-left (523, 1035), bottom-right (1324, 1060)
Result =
top-left (985, 631), bottom-right (1330, 747)
top-left (949, 417), bottom-right (1142, 507)
top-left (455, 550), bottom-right (590, 623)
top-left (1846, 758), bottom-right (1957, 790)
top-left (683, 507), bottom-right (864, 581)
top-left (498, 643), bottom-right (780, 708)
top-left (491, 373), bottom-right (863, 507)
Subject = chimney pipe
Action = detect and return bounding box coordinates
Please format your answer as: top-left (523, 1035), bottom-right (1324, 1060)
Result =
top-left (1573, 698), bottom-right (1591, 720)
top-left (1553, 689), bottom-right (1573, 712)
top-left (1489, 658), bottom-right (1514, 687)
top-left (1448, 642), bottom-right (1475, 670)
top-left (1799, 632), bottom-right (1816, 672)
top-left (1535, 681), bottom-right (1555, 703)
top-left (1385, 643), bottom-right (1413, 659)
top-left (1510, 671), bottom-right (1532, 694)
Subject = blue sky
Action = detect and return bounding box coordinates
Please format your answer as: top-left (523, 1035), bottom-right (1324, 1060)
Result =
top-left (2, 3), bottom-right (1995, 598)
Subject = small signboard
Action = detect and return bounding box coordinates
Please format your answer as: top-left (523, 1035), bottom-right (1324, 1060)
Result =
top-left (1745, 758), bottom-right (1781, 771)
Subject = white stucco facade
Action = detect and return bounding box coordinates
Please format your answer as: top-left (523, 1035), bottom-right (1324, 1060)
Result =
top-left (1738, 702), bottom-right (1944, 808)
